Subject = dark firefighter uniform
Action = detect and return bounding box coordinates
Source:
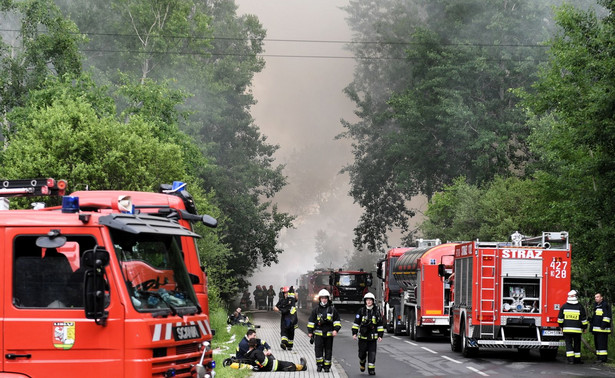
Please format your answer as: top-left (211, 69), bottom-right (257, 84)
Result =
top-left (244, 339), bottom-right (307, 372)
top-left (307, 290), bottom-right (341, 372)
top-left (558, 290), bottom-right (588, 364)
top-left (236, 336), bottom-right (270, 360)
top-left (274, 287), bottom-right (298, 350)
top-left (591, 295), bottom-right (612, 363)
top-left (352, 295), bottom-right (384, 375)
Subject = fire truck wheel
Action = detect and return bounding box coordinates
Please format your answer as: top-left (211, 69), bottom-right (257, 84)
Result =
top-left (539, 348), bottom-right (558, 361)
top-left (460, 321), bottom-right (477, 358)
top-left (450, 325), bottom-right (461, 352)
top-left (408, 314), bottom-right (415, 340)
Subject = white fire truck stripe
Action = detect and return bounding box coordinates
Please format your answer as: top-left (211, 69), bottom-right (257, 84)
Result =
top-left (165, 323), bottom-right (174, 340)
top-left (153, 324), bottom-right (162, 342)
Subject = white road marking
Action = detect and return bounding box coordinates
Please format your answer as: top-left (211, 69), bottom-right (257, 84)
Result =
top-left (404, 340), bottom-right (418, 346)
top-left (467, 366), bottom-right (489, 376)
top-left (421, 347), bottom-right (437, 354)
top-left (442, 355), bottom-right (462, 364)
top-left (391, 336), bottom-right (401, 340)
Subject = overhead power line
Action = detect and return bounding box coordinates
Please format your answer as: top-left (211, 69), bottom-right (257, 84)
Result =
top-left (0, 28), bottom-right (549, 49)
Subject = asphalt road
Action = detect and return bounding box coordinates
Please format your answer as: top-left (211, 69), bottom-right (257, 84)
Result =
top-left (296, 306), bottom-right (615, 377)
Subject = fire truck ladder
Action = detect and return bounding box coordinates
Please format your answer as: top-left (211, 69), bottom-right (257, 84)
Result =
top-left (479, 248), bottom-right (497, 339)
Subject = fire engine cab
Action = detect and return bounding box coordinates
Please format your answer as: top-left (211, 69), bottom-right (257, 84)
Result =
top-left (0, 179), bottom-right (215, 377)
top-left (445, 231), bottom-right (571, 359)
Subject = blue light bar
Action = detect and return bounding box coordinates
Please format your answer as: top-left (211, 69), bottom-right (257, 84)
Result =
top-left (171, 181), bottom-right (187, 192)
top-left (61, 196), bottom-right (80, 213)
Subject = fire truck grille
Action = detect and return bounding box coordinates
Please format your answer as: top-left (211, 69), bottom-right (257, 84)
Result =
top-left (152, 342), bottom-right (202, 378)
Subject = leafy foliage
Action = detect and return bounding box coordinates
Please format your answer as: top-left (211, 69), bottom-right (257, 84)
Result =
top-left (54, 0), bottom-right (294, 296)
top-left (0, 0), bottom-right (84, 139)
top-left (519, 1), bottom-right (615, 298)
top-left (342, 0), bottom-right (555, 252)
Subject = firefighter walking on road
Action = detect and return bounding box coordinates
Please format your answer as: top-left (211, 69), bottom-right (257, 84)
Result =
top-left (307, 289), bottom-right (341, 372)
top-left (273, 286), bottom-right (298, 350)
top-left (352, 292), bottom-right (384, 375)
top-left (558, 290), bottom-right (589, 364)
top-left (591, 292), bottom-right (611, 363)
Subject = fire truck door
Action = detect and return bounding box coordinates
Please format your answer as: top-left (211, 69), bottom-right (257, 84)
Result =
top-left (4, 229), bottom-right (124, 377)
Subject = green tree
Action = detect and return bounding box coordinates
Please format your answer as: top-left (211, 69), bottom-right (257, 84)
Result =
top-left (520, 1), bottom-right (615, 298)
top-left (56, 0), bottom-right (294, 288)
top-left (0, 78), bottom-right (186, 190)
top-left (0, 0), bottom-right (84, 140)
top-left (341, 0), bottom-right (556, 252)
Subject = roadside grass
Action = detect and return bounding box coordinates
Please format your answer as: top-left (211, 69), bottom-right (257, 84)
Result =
top-left (580, 331), bottom-right (614, 365)
top-left (555, 331), bottom-right (614, 365)
top-left (210, 306), bottom-right (253, 378)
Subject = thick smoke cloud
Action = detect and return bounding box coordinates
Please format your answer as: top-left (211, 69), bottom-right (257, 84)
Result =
top-left (234, 0), bottom-right (361, 287)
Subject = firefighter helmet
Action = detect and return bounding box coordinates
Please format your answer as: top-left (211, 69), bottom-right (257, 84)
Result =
top-left (283, 286), bottom-right (290, 293)
top-left (318, 289), bottom-right (330, 298)
top-left (363, 292), bottom-right (376, 301)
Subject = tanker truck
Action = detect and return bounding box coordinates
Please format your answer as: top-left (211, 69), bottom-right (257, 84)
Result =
top-left (392, 239), bottom-right (455, 340)
top-left (377, 247), bottom-right (410, 334)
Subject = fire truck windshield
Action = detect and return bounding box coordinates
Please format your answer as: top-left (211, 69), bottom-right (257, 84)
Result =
top-left (336, 273), bottom-right (367, 287)
top-left (109, 229), bottom-right (199, 316)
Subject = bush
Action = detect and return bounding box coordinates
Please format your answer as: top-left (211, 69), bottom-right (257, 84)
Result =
top-left (209, 305), bottom-right (252, 378)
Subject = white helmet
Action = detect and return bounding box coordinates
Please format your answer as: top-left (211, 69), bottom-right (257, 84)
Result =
top-left (318, 289), bottom-right (330, 298)
top-left (363, 292), bottom-right (375, 301)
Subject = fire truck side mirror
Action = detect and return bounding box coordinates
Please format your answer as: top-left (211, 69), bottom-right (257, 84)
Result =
top-left (83, 247), bottom-right (110, 325)
top-left (376, 261), bottom-right (383, 279)
top-left (438, 264), bottom-right (446, 277)
top-left (367, 274), bottom-right (373, 287)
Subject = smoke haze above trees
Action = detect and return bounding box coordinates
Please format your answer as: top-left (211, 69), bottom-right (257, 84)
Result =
top-left (340, 0), bottom-right (598, 253)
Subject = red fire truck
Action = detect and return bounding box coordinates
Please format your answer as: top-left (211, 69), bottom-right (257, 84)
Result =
top-left (392, 240), bottom-right (455, 340)
top-left (376, 248), bottom-right (409, 334)
top-left (446, 232), bottom-right (570, 359)
top-left (306, 269), bottom-right (333, 305)
top-left (1, 179), bottom-right (215, 377)
top-left (330, 269), bottom-right (373, 308)
top-left (71, 182), bottom-right (217, 316)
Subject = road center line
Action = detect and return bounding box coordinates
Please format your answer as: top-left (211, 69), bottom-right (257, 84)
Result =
top-left (421, 347), bottom-right (437, 354)
top-left (467, 366), bottom-right (489, 376)
top-left (404, 340), bottom-right (418, 346)
top-left (442, 355), bottom-right (462, 364)
top-left (391, 336), bottom-right (401, 340)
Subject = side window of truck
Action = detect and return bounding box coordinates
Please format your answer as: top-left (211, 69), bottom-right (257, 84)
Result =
top-left (13, 235), bottom-right (98, 309)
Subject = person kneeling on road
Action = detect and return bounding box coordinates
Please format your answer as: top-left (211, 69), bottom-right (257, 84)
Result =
top-left (236, 329), bottom-right (272, 361)
top-left (245, 338), bottom-right (308, 372)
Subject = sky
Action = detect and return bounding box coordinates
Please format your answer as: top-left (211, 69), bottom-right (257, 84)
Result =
top-left (234, 0), bottom-right (362, 287)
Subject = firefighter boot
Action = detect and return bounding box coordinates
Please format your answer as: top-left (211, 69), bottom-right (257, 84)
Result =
top-left (317, 363), bottom-right (323, 372)
top-left (280, 340), bottom-right (287, 350)
top-left (368, 367), bottom-right (375, 375)
top-left (359, 359), bottom-right (366, 372)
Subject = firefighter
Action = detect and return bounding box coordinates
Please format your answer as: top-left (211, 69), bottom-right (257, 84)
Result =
top-left (266, 285), bottom-right (276, 310)
top-left (558, 290), bottom-right (589, 364)
top-left (235, 329), bottom-right (272, 361)
top-left (244, 338), bottom-right (307, 372)
top-left (253, 285), bottom-right (264, 310)
top-left (273, 286), bottom-right (298, 350)
top-left (591, 292), bottom-right (611, 363)
top-left (307, 289), bottom-right (342, 372)
top-left (352, 292), bottom-right (384, 375)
